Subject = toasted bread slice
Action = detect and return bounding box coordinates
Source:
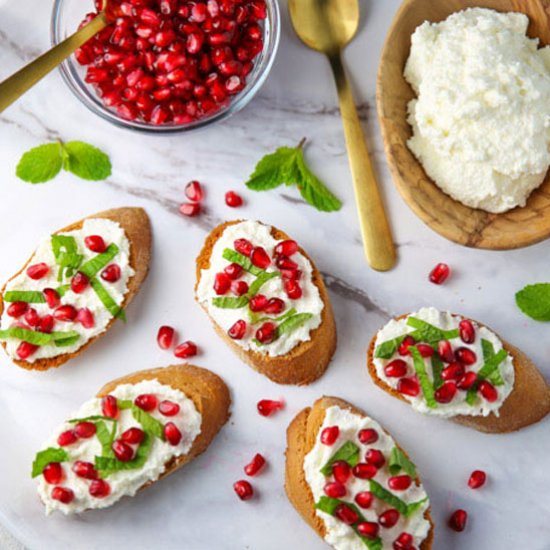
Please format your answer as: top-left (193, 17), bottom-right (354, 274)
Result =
top-left (0, 207), bottom-right (152, 371)
top-left (285, 396), bottom-right (434, 549)
top-left (367, 314), bottom-right (550, 433)
top-left (195, 220), bottom-right (336, 385)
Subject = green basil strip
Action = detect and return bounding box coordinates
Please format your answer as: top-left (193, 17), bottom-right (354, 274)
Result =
top-left (31, 447), bottom-right (69, 478)
top-left (56, 284), bottom-right (70, 297)
top-left (368, 480), bottom-right (427, 517)
top-left (406, 317), bottom-right (459, 343)
top-left (249, 307), bottom-right (297, 326)
top-left (247, 271), bottom-right (279, 296)
top-left (96, 431), bottom-right (153, 477)
top-left (212, 296), bottom-right (249, 309)
top-left (222, 248), bottom-right (265, 276)
top-left (481, 339), bottom-right (505, 386)
top-left (374, 335), bottom-right (407, 359)
top-left (388, 447), bottom-right (417, 479)
top-left (320, 441), bottom-right (360, 476)
top-left (118, 399), bottom-right (165, 440)
top-left (51, 235), bottom-right (83, 282)
top-left (466, 348), bottom-right (509, 404)
top-left (79, 244), bottom-right (119, 278)
top-left (276, 312), bottom-right (313, 338)
top-left (68, 415), bottom-right (115, 424)
top-left (95, 420), bottom-right (117, 459)
top-left (3, 291), bottom-right (46, 304)
top-left (315, 497), bottom-right (382, 550)
top-left (431, 353), bottom-right (444, 390)
top-left (410, 346), bottom-right (437, 408)
top-left (90, 277), bottom-right (126, 321)
top-left (0, 327), bottom-right (80, 346)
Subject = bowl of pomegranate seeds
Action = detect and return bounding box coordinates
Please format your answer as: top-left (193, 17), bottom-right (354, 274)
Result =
top-left (51, 0), bottom-right (279, 132)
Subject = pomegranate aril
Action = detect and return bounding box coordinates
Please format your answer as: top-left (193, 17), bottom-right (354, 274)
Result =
top-left (334, 504), bottom-right (359, 526)
top-left (284, 279), bottom-right (302, 300)
top-left (135, 393), bottom-right (158, 412)
top-left (274, 240), bottom-right (298, 257)
top-left (72, 461), bottom-right (98, 480)
top-left (16, 341), bottom-right (38, 360)
top-left (257, 399), bottom-right (283, 417)
top-left (332, 460), bottom-right (352, 484)
top-left (250, 247), bottom-right (271, 269)
top-left (232, 280), bottom-right (249, 296)
top-left (468, 469), bottom-right (487, 489)
top-left (58, 430), bottom-right (78, 447)
top-left (384, 359), bottom-right (408, 378)
top-left (398, 335), bottom-right (416, 356)
top-left (71, 271), bottom-right (89, 294)
top-left (358, 428), bottom-right (379, 445)
top-left (43, 288), bottom-right (61, 309)
top-left (441, 363), bottom-right (465, 381)
top-left (416, 343), bottom-right (434, 358)
top-left (264, 298), bottom-right (285, 314)
top-left (38, 314), bottom-right (55, 334)
top-left (324, 481), bottom-right (346, 498)
top-left (121, 427), bottom-right (145, 445)
top-left (357, 522), bottom-right (379, 539)
top-left (379, 508), bottom-right (401, 529)
top-left (438, 340), bottom-right (455, 363)
top-left (52, 487), bottom-right (74, 504)
top-left (365, 449), bottom-right (385, 468)
top-left (174, 340), bottom-right (198, 358)
top-left (74, 421), bottom-right (96, 438)
top-left (102, 395), bottom-right (119, 418)
top-left (7, 301), bottom-right (28, 318)
top-left (353, 463), bottom-right (378, 480)
top-left (112, 440), bottom-right (134, 461)
top-left (448, 509), bottom-right (468, 532)
top-left (234, 238), bottom-right (253, 256)
top-left (249, 294), bottom-right (268, 312)
top-left (228, 319), bottom-right (247, 340)
top-left (457, 372), bottom-right (477, 390)
top-left (180, 202), bottom-right (201, 217)
top-left (320, 426), bottom-right (339, 446)
top-left (224, 262), bottom-right (243, 279)
top-left (158, 400), bottom-right (180, 417)
top-left (26, 263), bottom-right (49, 280)
top-left (388, 475), bottom-right (412, 491)
top-left (85, 235), bottom-right (107, 253)
top-left (24, 308), bottom-right (39, 327)
top-left (90, 479), bottom-right (111, 498)
top-left (244, 453), bottom-right (266, 476)
top-left (54, 305), bottom-right (77, 322)
top-left (234, 479), bottom-right (254, 500)
top-left (157, 325), bottom-right (175, 350)
top-left (397, 377), bottom-right (420, 397)
top-left (43, 462), bottom-right (63, 485)
top-left (479, 380), bottom-right (498, 402)
top-left (101, 264), bottom-right (121, 283)
top-left (459, 319), bottom-right (476, 344)
top-left (429, 262), bottom-right (450, 285)
top-left (77, 307), bottom-right (95, 329)
top-left (275, 256), bottom-right (298, 271)
top-left (255, 322), bottom-right (276, 344)
top-left (163, 422), bottom-right (181, 445)
top-left (355, 491), bottom-right (374, 509)
top-left (185, 180), bottom-right (204, 202)
top-left (393, 532), bottom-right (414, 550)
top-left (214, 272), bottom-right (231, 295)
top-left (435, 381), bottom-right (457, 404)
top-left (225, 190), bottom-right (243, 207)
top-left (455, 347), bottom-right (477, 365)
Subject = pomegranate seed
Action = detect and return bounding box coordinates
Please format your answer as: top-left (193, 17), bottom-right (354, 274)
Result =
top-left (225, 191), bottom-right (243, 207)
top-left (234, 238), bottom-right (253, 256)
top-left (320, 426), bottom-right (339, 446)
top-left (27, 263), bottom-right (49, 280)
top-left (357, 522), bottom-right (379, 539)
top-left (388, 475), bottom-right (412, 491)
top-left (233, 479), bottom-right (253, 500)
top-left (58, 430), bottom-right (78, 447)
top-left (393, 532), bottom-right (414, 550)
top-left (232, 280), bottom-right (249, 296)
top-left (16, 341), bottom-right (38, 360)
top-left (274, 240), bottom-right (298, 257)
top-left (416, 343), bottom-right (434, 357)
top-left (135, 394), bottom-right (158, 411)
top-left (457, 371), bottom-right (477, 390)
top-left (441, 362), bottom-right (465, 381)
top-left (90, 479), bottom-right (111, 498)
top-left (121, 427), bottom-right (145, 445)
top-left (438, 340), bottom-right (455, 363)
top-left (332, 460), bottom-right (352, 484)
top-left (429, 262), bottom-right (450, 285)
top-left (284, 279), bottom-right (302, 300)
top-left (324, 481), bottom-right (346, 498)
top-left (448, 509), bottom-right (468, 532)
top-left (43, 288), bottom-right (61, 309)
top-left (264, 298), bottom-right (285, 314)
top-left (479, 380), bottom-right (498, 402)
top-left (77, 308), bottom-right (95, 329)
top-left (37, 314), bottom-right (55, 334)
top-left (185, 180), bottom-right (204, 202)
top-left (379, 509), bottom-right (401, 528)
top-left (366, 449), bottom-right (385, 468)
top-left (43, 463), bottom-right (63, 484)
top-left (228, 319), bottom-right (247, 339)
top-left (257, 399), bottom-right (283, 417)
top-left (72, 461), bottom-right (98, 480)
top-left (275, 256), bottom-right (298, 270)
top-left (85, 235), bottom-right (106, 253)
top-left (214, 272), bottom-right (232, 295)
top-left (459, 319), bottom-right (476, 344)
top-left (74, 421), bottom-right (96, 438)
top-left (355, 491), bottom-right (374, 509)
top-left (244, 453), bottom-right (266, 476)
top-left (179, 202), bottom-right (201, 217)
top-left (435, 381), bottom-right (457, 404)
top-left (334, 504), bottom-right (358, 526)
top-left (157, 326), bottom-right (175, 350)
top-left (54, 305), bottom-right (77, 322)
top-left (249, 294), bottom-right (268, 312)
top-left (24, 308), bottom-right (39, 327)
top-left (397, 377), bottom-right (420, 397)
top-left (353, 463), bottom-right (378, 479)
top-left (224, 263), bottom-right (243, 279)
top-left (455, 347), bottom-right (477, 365)
top-left (7, 301), bottom-right (28, 318)
top-left (256, 322), bottom-right (276, 344)
top-left (398, 335), bottom-right (416, 356)
top-left (112, 440), bottom-right (134, 461)
top-left (159, 400), bottom-right (180, 417)
top-left (468, 469), bottom-right (487, 489)
top-left (164, 422), bottom-right (182, 445)
top-left (174, 340), bottom-right (198, 358)
top-left (358, 428), bottom-right (379, 445)
top-left (102, 395), bottom-right (119, 418)
top-left (250, 247), bottom-right (271, 269)
top-left (281, 268), bottom-right (302, 280)
top-left (71, 272), bottom-right (89, 294)
top-left (384, 359), bottom-right (408, 378)
top-left (101, 264), bottom-right (121, 283)
top-left (51, 487), bottom-right (74, 504)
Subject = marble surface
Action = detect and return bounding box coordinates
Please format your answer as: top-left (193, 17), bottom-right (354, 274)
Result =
top-left (1, 0), bottom-right (550, 548)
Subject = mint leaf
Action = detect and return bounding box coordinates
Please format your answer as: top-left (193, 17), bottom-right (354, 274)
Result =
top-left (212, 296), bottom-right (249, 309)
top-left (64, 141), bottom-right (112, 181)
top-left (320, 441), bottom-right (360, 476)
top-left (368, 480), bottom-right (427, 518)
top-left (79, 244), bottom-right (119, 278)
top-left (409, 346), bottom-right (437, 409)
top-left (89, 278), bottom-right (126, 321)
top-left (389, 447), bottom-right (417, 479)
top-left (3, 291), bottom-right (46, 304)
top-left (96, 431), bottom-right (153, 477)
top-left (222, 249), bottom-right (264, 276)
top-left (516, 284), bottom-right (550, 321)
top-left (32, 448), bottom-right (69, 477)
top-left (0, 327), bottom-right (79, 346)
top-left (16, 143), bottom-right (63, 183)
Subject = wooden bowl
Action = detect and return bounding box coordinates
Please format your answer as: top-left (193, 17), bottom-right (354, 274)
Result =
top-left (377, 0), bottom-right (550, 250)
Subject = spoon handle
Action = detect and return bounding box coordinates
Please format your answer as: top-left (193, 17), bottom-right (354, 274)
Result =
top-left (329, 53), bottom-right (396, 271)
top-left (0, 12), bottom-right (108, 114)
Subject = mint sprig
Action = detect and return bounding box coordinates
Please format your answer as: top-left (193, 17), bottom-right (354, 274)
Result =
top-left (245, 139), bottom-right (342, 212)
top-left (516, 283), bottom-right (550, 321)
top-left (16, 140), bottom-right (111, 184)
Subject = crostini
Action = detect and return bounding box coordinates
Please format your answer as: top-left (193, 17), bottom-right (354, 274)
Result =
top-left (0, 208), bottom-right (151, 370)
top-left (32, 364), bottom-right (230, 514)
top-left (285, 396), bottom-right (433, 550)
top-left (368, 307), bottom-right (550, 433)
top-left (195, 220), bottom-right (336, 385)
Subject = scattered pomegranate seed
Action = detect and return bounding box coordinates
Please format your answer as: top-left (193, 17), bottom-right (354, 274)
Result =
top-left (397, 377), bottom-right (420, 397)
top-left (479, 380), bottom-right (498, 402)
top-left (24, 308), bottom-right (39, 327)
top-left (54, 305), bottom-right (78, 322)
top-left (384, 359), bottom-right (408, 378)
top-left (398, 335), bottom-right (416, 356)
top-left (457, 371), bottom-right (477, 390)
top-left (185, 180), bottom-right (204, 202)
top-left (264, 298), bottom-right (285, 314)
top-left (27, 263), bottom-right (49, 280)
top-left (38, 314), bottom-right (55, 334)
top-left (334, 504), bottom-right (359, 526)
top-left (164, 422), bottom-right (183, 445)
top-left (393, 532), bottom-right (414, 550)
top-left (214, 272), bottom-right (232, 295)
top-left (274, 240), bottom-right (298, 257)
top-left (332, 460), bottom-right (352, 484)
top-left (7, 301), bottom-right (28, 318)
top-left (455, 347), bottom-right (477, 365)
top-left (379, 508), bottom-right (401, 529)
top-left (250, 247), bottom-right (271, 269)
top-left (459, 319), bottom-right (476, 344)
top-left (365, 449), bottom-right (385, 469)
top-left (85, 235), bottom-right (107, 253)
top-left (284, 279), bottom-right (303, 299)
top-left (174, 340), bottom-right (198, 358)
top-left (429, 263), bottom-right (450, 285)
top-left (225, 191), bottom-right (244, 207)
top-left (43, 463), bottom-right (63, 485)
top-left (320, 426), bottom-right (340, 446)
top-left (249, 294), bottom-right (268, 312)
top-left (255, 322), bottom-right (276, 344)
top-left (51, 487), bottom-right (74, 504)
top-left (72, 461), bottom-right (99, 480)
top-left (102, 395), bottom-right (119, 418)
top-left (112, 440), bottom-right (134, 461)
top-left (416, 343), bottom-right (434, 358)
top-left (43, 288), bottom-right (61, 309)
top-left (228, 319), bottom-right (247, 339)
top-left (244, 453), bottom-right (266, 476)
top-left (438, 340), bottom-right (455, 363)
top-left (441, 362), bottom-right (465, 381)
top-left (324, 481), bottom-right (347, 498)
top-left (352, 463), bottom-right (378, 480)
top-left (121, 427), bottom-right (145, 445)
top-left (16, 341), bottom-right (39, 360)
top-left (233, 479), bottom-right (254, 500)
top-left (135, 394), bottom-right (158, 412)
top-left (448, 509), bottom-right (468, 532)
top-left (357, 522), bottom-right (379, 539)
top-left (159, 400), bottom-right (180, 417)
top-left (224, 263), bottom-right (243, 280)
top-left (388, 475), bottom-right (412, 491)
top-left (157, 325), bottom-right (176, 350)
top-left (232, 280), bottom-right (249, 296)
top-left (234, 238), bottom-right (253, 256)
top-left (468, 469), bottom-right (487, 489)
top-left (77, 308), bottom-right (95, 329)
top-left (257, 399), bottom-right (283, 417)
top-left (179, 202), bottom-right (201, 217)
top-left (435, 381), bottom-right (458, 404)
top-left (358, 428), bottom-right (379, 445)
top-left (58, 430), bottom-right (78, 447)
top-left (355, 491), bottom-right (374, 509)
top-left (74, 421), bottom-right (96, 438)
top-left (101, 264), bottom-right (121, 283)
top-left (90, 479), bottom-right (111, 498)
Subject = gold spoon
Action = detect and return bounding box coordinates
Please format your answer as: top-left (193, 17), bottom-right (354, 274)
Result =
top-left (288, 0), bottom-right (396, 271)
top-left (0, 6), bottom-right (110, 113)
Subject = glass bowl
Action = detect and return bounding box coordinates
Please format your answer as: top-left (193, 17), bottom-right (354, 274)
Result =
top-left (50, 0), bottom-right (280, 134)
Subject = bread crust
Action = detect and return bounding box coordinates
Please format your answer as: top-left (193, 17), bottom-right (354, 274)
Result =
top-left (367, 314), bottom-right (550, 433)
top-left (285, 396), bottom-right (434, 549)
top-left (0, 207), bottom-right (152, 371)
top-left (195, 220), bottom-right (337, 385)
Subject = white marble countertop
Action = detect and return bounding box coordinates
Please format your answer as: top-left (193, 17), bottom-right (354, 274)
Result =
top-left (1, 0), bottom-right (550, 548)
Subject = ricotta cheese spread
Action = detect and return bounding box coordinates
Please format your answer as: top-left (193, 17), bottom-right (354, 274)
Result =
top-left (373, 307), bottom-right (514, 417)
top-left (304, 405), bottom-right (431, 550)
top-left (0, 218), bottom-right (134, 361)
top-left (405, 8), bottom-right (550, 213)
top-left (196, 220), bottom-right (323, 357)
top-left (36, 379), bottom-right (202, 515)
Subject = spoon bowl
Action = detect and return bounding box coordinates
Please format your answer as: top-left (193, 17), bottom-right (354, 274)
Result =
top-left (377, 0), bottom-right (550, 250)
